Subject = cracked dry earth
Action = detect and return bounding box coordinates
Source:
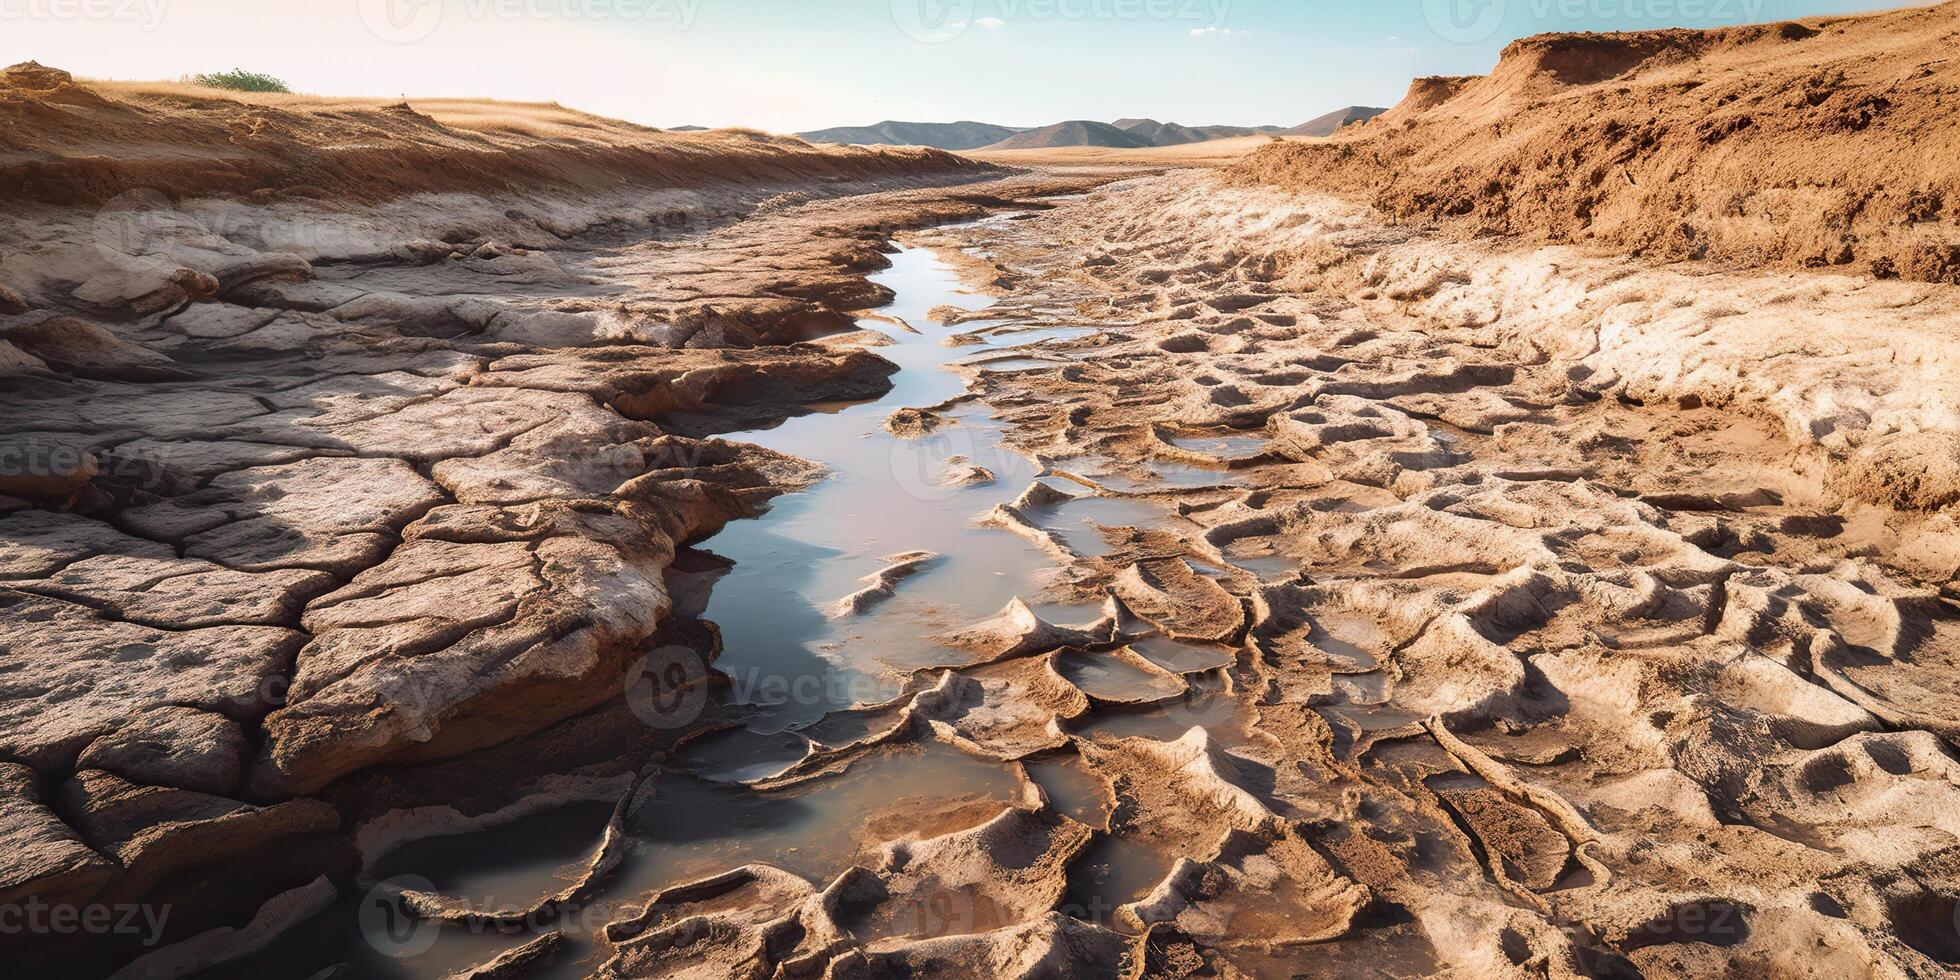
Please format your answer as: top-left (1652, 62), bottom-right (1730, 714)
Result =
top-left (0, 167), bottom-right (1104, 978)
top-left (9, 163), bottom-right (1960, 980)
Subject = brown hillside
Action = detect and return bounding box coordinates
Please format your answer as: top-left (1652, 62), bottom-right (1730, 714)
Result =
top-left (0, 63), bottom-right (987, 207)
top-left (1230, 2), bottom-right (1960, 281)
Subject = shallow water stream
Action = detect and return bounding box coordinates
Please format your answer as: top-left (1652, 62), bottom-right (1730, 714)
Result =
top-left (205, 239), bottom-right (1155, 978)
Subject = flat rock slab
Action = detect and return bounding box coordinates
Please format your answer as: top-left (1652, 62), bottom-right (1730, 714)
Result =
top-left (21, 553), bottom-right (332, 628)
top-left (74, 706), bottom-right (250, 797)
top-left (254, 508), bottom-right (669, 795)
top-left (239, 385), bottom-right (594, 464)
top-left (0, 510), bottom-right (175, 579)
top-left (0, 591), bottom-right (300, 771)
top-left (120, 456), bottom-right (447, 575)
top-left (0, 762), bottom-right (114, 908)
top-left (55, 768), bottom-right (342, 902)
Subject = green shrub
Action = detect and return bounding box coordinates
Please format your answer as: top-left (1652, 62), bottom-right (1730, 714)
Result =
top-left (185, 69), bottom-right (291, 94)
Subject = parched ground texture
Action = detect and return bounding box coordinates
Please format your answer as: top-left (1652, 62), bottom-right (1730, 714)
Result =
top-left (6, 4), bottom-right (1960, 976)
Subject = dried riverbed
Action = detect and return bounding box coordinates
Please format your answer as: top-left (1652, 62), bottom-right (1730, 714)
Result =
top-left (9, 165), bottom-right (1960, 979)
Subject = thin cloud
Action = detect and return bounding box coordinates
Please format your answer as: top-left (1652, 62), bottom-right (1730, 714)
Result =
top-left (1189, 26), bottom-right (1250, 38)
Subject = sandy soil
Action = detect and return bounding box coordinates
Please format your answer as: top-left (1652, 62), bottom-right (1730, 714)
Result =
top-left (1232, 1), bottom-right (1960, 282)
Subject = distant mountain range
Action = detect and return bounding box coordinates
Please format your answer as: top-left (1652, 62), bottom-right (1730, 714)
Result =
top-left (796, 108), bottom-right (1386, 151)
top-left (794, 120), bottom-right (1030, 151)
top-left (982, 120), bottom-right (1156, 151)
top-left (1114, 118), bottom-right (1290, 145)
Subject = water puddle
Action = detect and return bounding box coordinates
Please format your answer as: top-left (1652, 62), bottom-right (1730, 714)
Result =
top-left (1064, 833), bottom-right (1171, 924)
top-left (1025, 755), bottom-right (1110, 824)
top-left (1071, 675), bottom-right (1250, 747)
top-left (368, 802), bottom-right (619, 907)
top-left (1039, 494), bottom-right (1167, 559)
top-left (958, 355), bottom-right (1069, 373)
top-left (1126, 635), bottom-right (1237, 674)
top-left (1055, 649), bottom-right (1184, 702)
top-left (618, 742), bottom-right (1021, 889)
top-left (1025, 755), bottom-right (1170, 921)
top-left (1221, 546), bottom-right (1298, 581)
top-left (1323, 704), bottom-right (1425, 733)
top-left (672, 728), bottom-right (811, 783)
top-left (982, 325), bottom-right (1099, 347)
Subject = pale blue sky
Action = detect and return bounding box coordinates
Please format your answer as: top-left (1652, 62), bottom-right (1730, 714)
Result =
top-left (1, 0), bottom-right (1921, 131)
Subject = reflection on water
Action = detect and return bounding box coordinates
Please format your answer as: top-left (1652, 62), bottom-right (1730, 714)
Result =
top-left (958, 355), bottom-right (1069, 372)
top-left (672, 727), bottom-right (811, 783)
top-left (1071, 675), bottom-right (1251, 749)
top-left (1064, 833), bottom-right (1170, 925)
top-left (1025, 754), bottom-right (1172, 920)
top-left (368, 802), bottom-right (618, 904)
top-left (1127, 635), bottom-right (1237, 674)
top-left (619, 742), bottom-right (1021, 889)
top-left (700, 245), bottom-right (1071, 731)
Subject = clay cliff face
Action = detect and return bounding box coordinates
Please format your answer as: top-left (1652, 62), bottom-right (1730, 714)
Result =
top-left (1232, 2), bottom-right (1960, 282)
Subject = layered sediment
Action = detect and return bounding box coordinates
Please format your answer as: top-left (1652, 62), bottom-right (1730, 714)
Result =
top-left (1231, 1), bottom-right (1960, 282)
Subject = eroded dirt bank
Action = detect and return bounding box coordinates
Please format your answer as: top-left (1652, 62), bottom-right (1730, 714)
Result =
top-left (1231, 1), bottom-right (1960, 283)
